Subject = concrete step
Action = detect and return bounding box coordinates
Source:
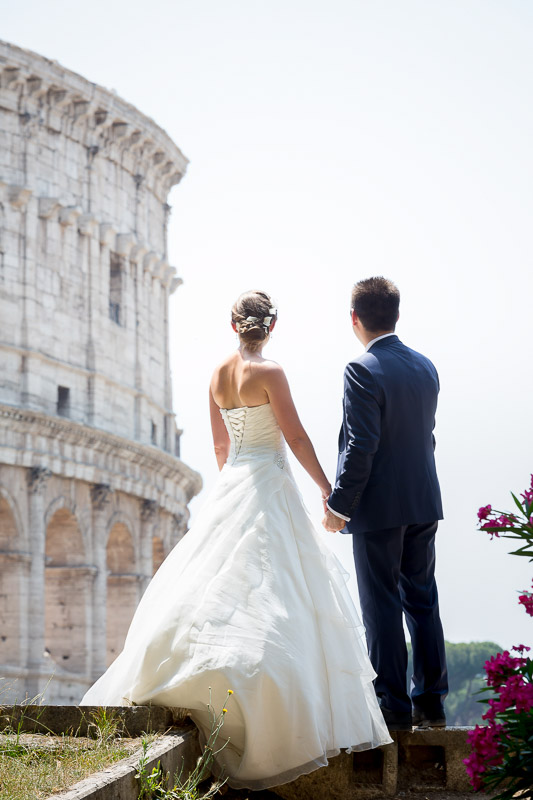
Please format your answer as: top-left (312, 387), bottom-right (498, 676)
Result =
top-left (0, 706), bottom-right (475, 799)
top-left (271, 728), bottom-right (472, 800)
top-left (45, 729), bottom-right (200, 800)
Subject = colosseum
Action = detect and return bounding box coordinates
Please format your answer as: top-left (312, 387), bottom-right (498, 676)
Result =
top-left (0, 40), bottom-right (202, 704)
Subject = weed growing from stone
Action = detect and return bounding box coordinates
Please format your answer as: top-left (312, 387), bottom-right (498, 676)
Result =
top-left (136, 689), bottom-right (232, 799)
top-left (87, 706), bottom-right (124, 745)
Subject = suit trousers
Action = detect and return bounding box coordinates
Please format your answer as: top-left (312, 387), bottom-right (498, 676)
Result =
top-left (352, 521), bottom-right (448, 714)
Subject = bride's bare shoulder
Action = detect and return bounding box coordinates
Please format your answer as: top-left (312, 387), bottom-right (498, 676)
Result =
top-left (209, 353), bottom-right (237, 392)
top-left (211, 351), bottom-right (239, 374)
top-left (258, 359), bottom-right (290, 391)
top-left (259, 356), bottom-right (282, 369)
top-left (257, 357), bottom-right (285, 375)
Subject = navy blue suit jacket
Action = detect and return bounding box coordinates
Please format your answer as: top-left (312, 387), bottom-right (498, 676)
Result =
top-left (328, 335), bottom-right (443, 534)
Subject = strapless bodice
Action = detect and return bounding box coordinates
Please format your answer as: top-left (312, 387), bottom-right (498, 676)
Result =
top-left (220, 404), bottom-right (285, 465)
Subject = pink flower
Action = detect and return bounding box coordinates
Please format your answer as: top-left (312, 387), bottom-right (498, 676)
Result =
top-left (482, 648), bottom-right (533, 723)
top-left (464, 724), bottom-right (505, 790)
top-left (486, 674), bottom-right (533, 715)
top-left (478, 504), bottom-right (492, 521)
top-left (484, 650), bottom-right (527, 688)
top-left (481, 522), bottom-right (500, 538)
top-left (514, 682), bottom-right (533, 713)
top-left (521, 489), bottom-right (533, 505)
top-left (518, 586), bottom-right (533, 617)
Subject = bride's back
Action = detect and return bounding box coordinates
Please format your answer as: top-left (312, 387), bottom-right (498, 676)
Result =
top-left (211, 290), bottom-right (278, 410)
top-left (211, 351), bottom-right (271, 410)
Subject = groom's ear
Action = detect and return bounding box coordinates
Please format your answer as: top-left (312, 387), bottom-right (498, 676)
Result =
top-left (351, 309), bottom-right (358, 326)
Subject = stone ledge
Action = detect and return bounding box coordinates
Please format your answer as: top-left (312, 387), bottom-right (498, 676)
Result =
top-left (271, 728), bottom-right (473, 799)
top-left (0, 402), bottom-right (202, 507)
top-left (0, 704), bottom-right (188, 737)
top-left (45, 729), bottom-right (200, 800)
top-left (0, 707), bottom-right (474, 798)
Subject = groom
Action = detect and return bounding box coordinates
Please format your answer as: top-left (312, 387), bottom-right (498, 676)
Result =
top-left (322, 277), bottom-right (448, 731)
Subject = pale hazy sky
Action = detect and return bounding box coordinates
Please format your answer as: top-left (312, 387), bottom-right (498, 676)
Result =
top-left (3, 0), bottom-right (532, 650)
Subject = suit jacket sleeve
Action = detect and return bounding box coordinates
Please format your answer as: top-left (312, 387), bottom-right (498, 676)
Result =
top-left (432, 367), bottom-right (439, 452)
top-left (328, 361), bottom-right (381, 519)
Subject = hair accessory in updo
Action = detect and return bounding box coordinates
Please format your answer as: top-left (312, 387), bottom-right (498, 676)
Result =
top-left (231, 291), bottom-right (278, 351)
top-left (263, 307), bottom-right (277, 332)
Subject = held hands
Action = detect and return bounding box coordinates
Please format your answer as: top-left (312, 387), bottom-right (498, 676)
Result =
top-left (320, 484), bottom-right (332, 515)
top-left (319, 484), bottom-right (346, 532)
top-left (322, 508), bottom-right (346, 533)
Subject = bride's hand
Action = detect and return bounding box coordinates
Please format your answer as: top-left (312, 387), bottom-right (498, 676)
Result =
top-left (320, 483), bottom-right (332, 514)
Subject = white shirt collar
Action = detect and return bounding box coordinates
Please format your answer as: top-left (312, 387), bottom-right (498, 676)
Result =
top-left (365, 332), bottom-right (396, 352)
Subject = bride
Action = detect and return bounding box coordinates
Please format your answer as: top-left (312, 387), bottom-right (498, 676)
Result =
top-left (81, 290), bottom-right (391, 790)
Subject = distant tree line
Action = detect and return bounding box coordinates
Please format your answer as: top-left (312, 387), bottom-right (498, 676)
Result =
top-left (407, 640), bottom-right (502, 726)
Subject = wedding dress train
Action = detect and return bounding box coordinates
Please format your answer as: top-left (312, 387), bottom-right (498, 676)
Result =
top-left (81, 403), bottom-right (391, 789)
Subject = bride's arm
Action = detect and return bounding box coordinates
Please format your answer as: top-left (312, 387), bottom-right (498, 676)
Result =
top-left (263, 364), bottom-right (331, 500)
top-left (209, 388), bottom-right (230, 470)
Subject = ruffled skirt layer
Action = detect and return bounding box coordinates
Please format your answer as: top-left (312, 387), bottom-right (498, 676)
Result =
top-left (81, 454), bottom-right (391, 789)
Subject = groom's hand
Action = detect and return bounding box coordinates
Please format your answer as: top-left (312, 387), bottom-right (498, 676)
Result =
top-left (322, 509), bottom-right (346, 532)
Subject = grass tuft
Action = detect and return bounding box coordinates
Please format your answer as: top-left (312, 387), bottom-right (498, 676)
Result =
top-left (0, 732), bottom-right (133, 800)
top-left (0, 687), bottom-right (134, 800)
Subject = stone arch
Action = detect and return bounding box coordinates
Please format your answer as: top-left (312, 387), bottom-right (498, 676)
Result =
top-left (0, 487), bottom-right (25, 665)
top-left (0, 486), bottom-right (26, 548)
top-left (106, 519), bottom-right (138, 667)
top-left (105, 510), bottom-right (139, 555)
top-left (44, 507), bottom-right (87, 673)
top-left (44, 495), bottom-right (91, 559)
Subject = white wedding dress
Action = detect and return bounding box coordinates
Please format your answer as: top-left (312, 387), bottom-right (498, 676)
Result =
top-left (81, 403), bottom-right (391, 789)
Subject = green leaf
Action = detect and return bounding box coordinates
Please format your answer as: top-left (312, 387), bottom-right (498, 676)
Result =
top-left (511, 492), bottom-right (527, 517)
top-left (508, 548), bottom-right (533, 558)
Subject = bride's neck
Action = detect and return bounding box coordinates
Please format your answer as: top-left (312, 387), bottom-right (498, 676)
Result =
top-left (238, 344), bottom-right (265, 359)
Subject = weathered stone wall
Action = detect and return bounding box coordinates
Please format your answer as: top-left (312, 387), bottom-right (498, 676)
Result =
top-left (0, 40), bottom-right (202, 703)
top-left (0, 38), bottom-right (186, 450)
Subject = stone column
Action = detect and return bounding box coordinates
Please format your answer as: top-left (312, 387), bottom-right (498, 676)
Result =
top-left (78, 214), bottom-right (99, 425)
top-left (26, 466), bottom-right (51, 696)
top-left (17, 550), bottom-right (32, 670)
top-left (171, 506), bottom-right (189, 549)
top-left (140, 252), bottom-right (158, 444)
top-left (131, 244), bottom-right (147, 442)
top-left (8, 186), bottom-right (33, 406)
top-left (161, 265), bottom-right (178, 454)
top-left (94, 224), bottom-right (117, 432)
top-left (115, 233), bottom-right (135, 333)
top-left (90, 483), bottom-right (112, 681)
top-left (140, 499), bottom-right (157, 598)
top-left (168, 269), bottom-right (183, 456)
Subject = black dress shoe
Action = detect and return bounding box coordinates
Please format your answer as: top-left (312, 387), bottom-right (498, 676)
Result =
top-left (412, 706), bottom-right (446, 728)
top-left (380, 705), bottom-right (413, 731)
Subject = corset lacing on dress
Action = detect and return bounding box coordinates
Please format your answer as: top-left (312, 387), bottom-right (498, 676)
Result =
top-left (221, 404), bottom-right (286, 470)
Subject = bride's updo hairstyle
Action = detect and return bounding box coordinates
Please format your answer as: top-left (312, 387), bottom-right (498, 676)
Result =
top-left (232, 290), bottom-right (277, 353)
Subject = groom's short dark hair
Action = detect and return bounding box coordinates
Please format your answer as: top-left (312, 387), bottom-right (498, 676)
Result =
top-left (351, 277), bottom-right (400, 332)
